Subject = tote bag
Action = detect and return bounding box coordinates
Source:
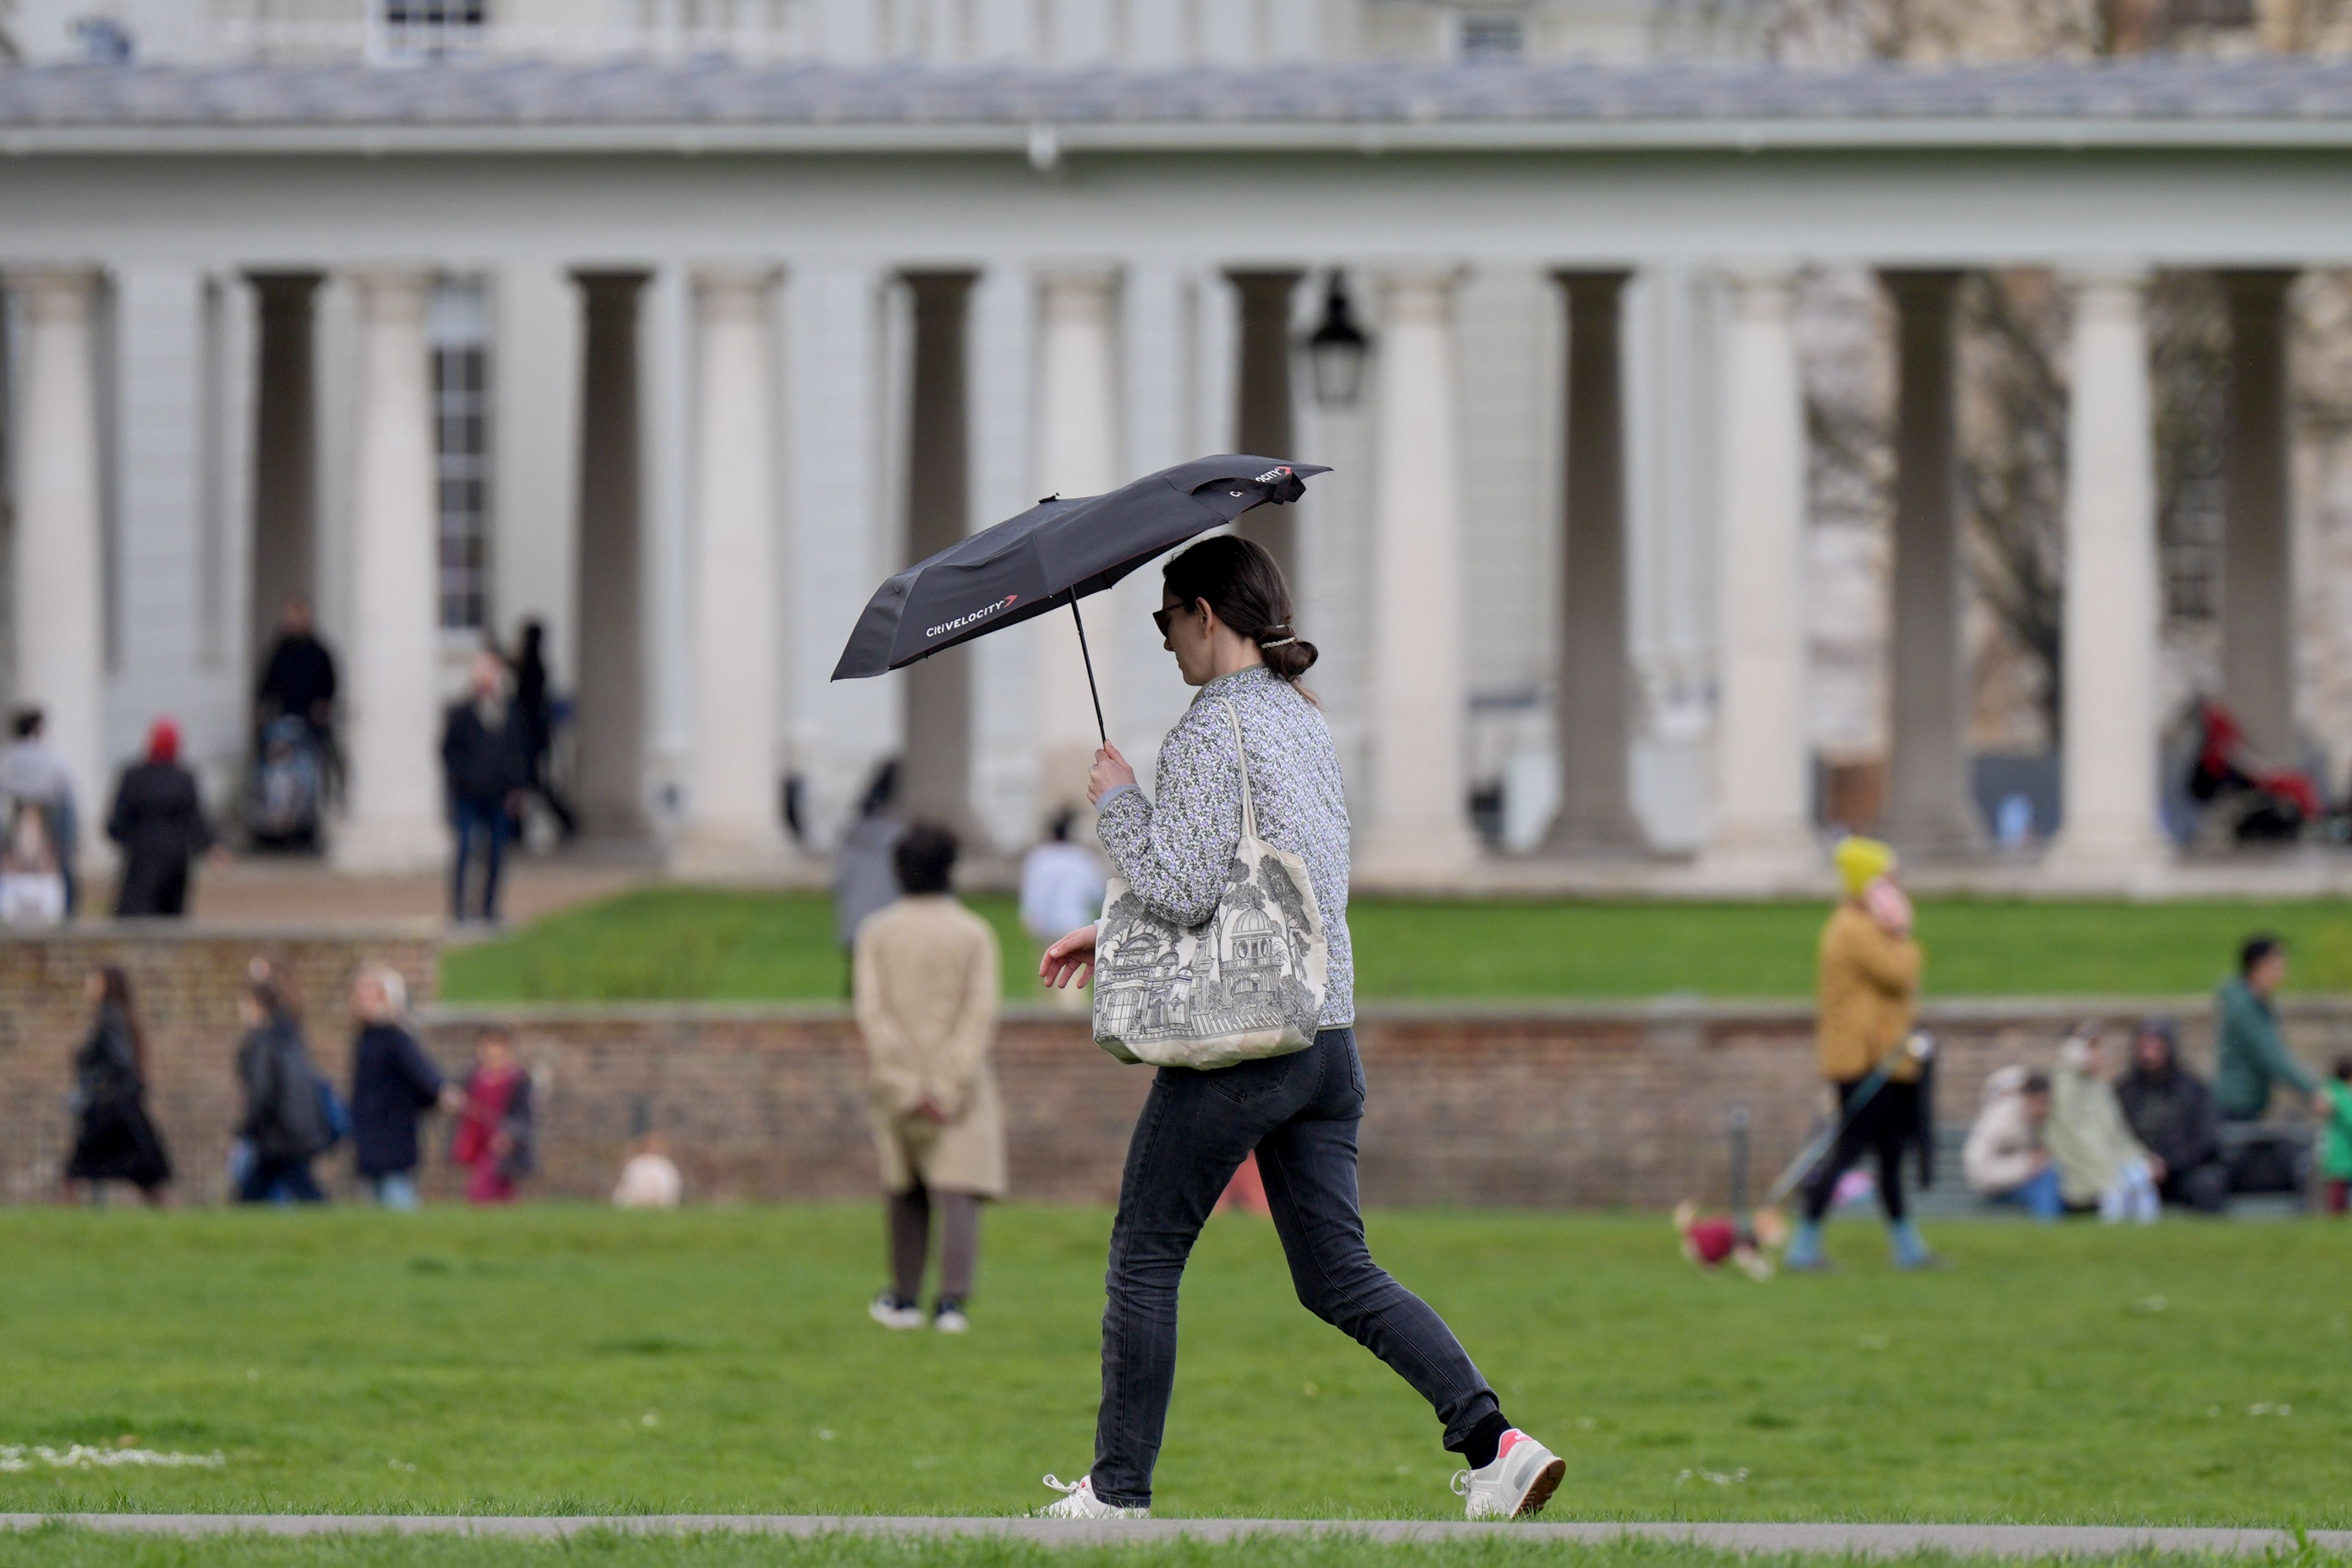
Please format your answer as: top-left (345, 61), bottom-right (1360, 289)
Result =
top-left (1093, 700), bottom-right (1329, 1070)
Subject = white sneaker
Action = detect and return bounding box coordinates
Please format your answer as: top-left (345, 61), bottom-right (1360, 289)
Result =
top-left (868, 1291), bottom-right (923, 1331)
top-left (1037, 1474), bottom-right (1148, 1519)
top-left (1453, 1430), bottom-right (1566, 1520)
top-left (932, 1302), bottom-right (970, 1334)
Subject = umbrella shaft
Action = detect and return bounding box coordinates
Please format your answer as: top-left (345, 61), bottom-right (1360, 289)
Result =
top-left (1069, 594), bottom-right (1108, 748)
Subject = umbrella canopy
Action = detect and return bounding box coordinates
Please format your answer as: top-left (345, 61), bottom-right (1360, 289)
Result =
top-left (830, 454), bottom-right (1328, 681)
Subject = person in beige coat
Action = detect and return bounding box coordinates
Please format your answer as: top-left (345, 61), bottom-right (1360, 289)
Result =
top-left (853, 821), bottom-right (1005, 1333)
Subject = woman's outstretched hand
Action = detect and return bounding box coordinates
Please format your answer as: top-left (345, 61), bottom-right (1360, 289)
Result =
top-left (1087, 743), bottom-right (1135, 806)
top-left (1040, 924), bottom-right (1099, 990)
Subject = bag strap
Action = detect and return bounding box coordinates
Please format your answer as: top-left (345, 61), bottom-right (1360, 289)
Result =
top-left (1220, 699), bottom-right (1258, 842)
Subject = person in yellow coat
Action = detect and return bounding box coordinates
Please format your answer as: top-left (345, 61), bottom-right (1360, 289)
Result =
top-left (1783, 837), bottom-right (1938, 1271)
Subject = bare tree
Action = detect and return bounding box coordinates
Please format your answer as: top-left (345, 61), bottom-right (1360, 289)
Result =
top-left (1958, 273), bottom-right (2070, 741)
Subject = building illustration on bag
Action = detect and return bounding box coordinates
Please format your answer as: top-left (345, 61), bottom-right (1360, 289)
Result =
top-left (1096, 858), bottom-right (1314, 1043)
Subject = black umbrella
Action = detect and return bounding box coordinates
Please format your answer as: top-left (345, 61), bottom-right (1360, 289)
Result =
top-left (830, 454), bottom-right (1329, 744)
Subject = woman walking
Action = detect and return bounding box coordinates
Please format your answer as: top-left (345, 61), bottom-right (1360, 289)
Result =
top-left (63, 967), bottom-right (173, 1205)
top-left (1035, 536), bottom-right (1564, 1522)
top-left (232, 976), bottom-right (333, 1204)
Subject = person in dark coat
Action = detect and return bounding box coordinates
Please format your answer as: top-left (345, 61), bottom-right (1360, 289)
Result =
top-left (2117, 1017), bottom-right (2230, 1215)
top-left (442, 649), bottom-right (530, 924)
top-left (511, 620), bottom-right (578, 842)
top-left (347, 965), bottom-right (457, 1210)
top-left (255, 595), bottom-right (342, 798)
top-left (107, 718), bottom-right (222, 918)
top-left (63, 966), bottom-right (173, 1205)
top-left (233, 976), bottom-right (331, 1204)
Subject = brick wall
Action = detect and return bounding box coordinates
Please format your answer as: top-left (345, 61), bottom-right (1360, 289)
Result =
top-left (5, 926), bottom-right (2345, 1209)
top-left (420, 996), bottom-right (2350, 1210)
top-left (0, 926), bottom-right (437, 1204)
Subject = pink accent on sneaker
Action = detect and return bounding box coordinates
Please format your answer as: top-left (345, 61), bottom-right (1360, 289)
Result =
top-left (1497, 1430), bottom-right (1526, 1459)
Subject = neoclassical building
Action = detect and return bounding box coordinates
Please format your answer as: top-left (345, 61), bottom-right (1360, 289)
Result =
top-left (0, 0), bottom-right (2346, 889)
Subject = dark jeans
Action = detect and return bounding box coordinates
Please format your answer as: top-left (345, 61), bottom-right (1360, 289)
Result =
top-left (1090, 1028), bottom-right (1499, 1509)
top-left (449, 798), bottom-right (510, 922)
top-left (1802, 1077), bottom-right (1920, 1225)
top-left (238, 1154), bottom-right (325, 1205)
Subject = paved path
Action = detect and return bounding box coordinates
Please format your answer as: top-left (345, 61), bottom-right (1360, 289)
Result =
top-left (6, 1516), bottom-right (2347, 1554)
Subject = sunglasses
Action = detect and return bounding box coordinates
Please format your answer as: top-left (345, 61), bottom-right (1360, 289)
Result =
top-left (1152, 603), bottom-right (1194, 638)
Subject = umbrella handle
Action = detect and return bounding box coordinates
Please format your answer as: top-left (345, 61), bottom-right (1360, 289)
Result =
top-left (1068, 594), bottom-right (1109, 749)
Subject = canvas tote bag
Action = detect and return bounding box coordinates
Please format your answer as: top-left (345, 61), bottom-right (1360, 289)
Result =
top-left (1093, 700), bottom-right (1329, 1069)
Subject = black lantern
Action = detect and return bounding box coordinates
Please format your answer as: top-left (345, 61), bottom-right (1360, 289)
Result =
top-left (1303, 271), bottom-right (1370, 411)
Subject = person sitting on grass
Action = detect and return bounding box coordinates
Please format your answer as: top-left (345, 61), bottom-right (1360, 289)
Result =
top-left (2115, 1017), bottom-right (2229, 1216)
top-left (854, 821), bottom-right (1004, 1336)
top-left (2048, 1029), bottom-right (2162, 1224)
top-left (451, 1030), bottom-right (533, 1206)
top-left (2322, 1057), bottom-right (2352, 1217)
top-left (1963, 1067), bottom-right (2061, 1221)
top-left (1785, 836), bottom-right (1936, 1272)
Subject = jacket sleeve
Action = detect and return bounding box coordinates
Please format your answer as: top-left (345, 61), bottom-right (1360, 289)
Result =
top-left (852, 922), bottom-right (924, 1117)
top-left (393, 1029), bottom-right (446, 1107)
top-left (237, 1034), bottom-right (272, 1140)
top-left (2246, 998), bottom-right (2321, 1095)
top-left (925, 921), bottom-right (1001, 1120)
top-left (1095, 709), bottom-right (1240, 929)
top-left (105, 772), bottom-right (133, 848)
top-left (1842, 920), bottom-right (1923, 996)
top-left (182, 777), bottom-right (215, 856)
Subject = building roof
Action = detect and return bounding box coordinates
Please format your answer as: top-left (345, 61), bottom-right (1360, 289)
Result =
top-left (9, 55), bottom-right (2352, 152)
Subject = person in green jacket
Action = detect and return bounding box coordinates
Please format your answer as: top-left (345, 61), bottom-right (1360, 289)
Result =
top-left (2213, 934), bottom-right (2318, 1122)
top-left (2321, 1057), bottom-right (2351, 1216)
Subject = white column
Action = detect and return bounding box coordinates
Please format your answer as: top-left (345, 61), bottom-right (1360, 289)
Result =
top-left (332, 269), bottom-right (443, 872)
top-left (8, 268), bottom-right (108, 871)
top-left (1704, 268), bottom-right (1814, 874)
top-left (2050, 269), bottom-right (2167, 875)
top-left (1358, 267), bottom-right (1479, 882)
top-left (1033, 264), bottom-right (1121, 818)
top-left (678, 266), bottom-right (793, 870)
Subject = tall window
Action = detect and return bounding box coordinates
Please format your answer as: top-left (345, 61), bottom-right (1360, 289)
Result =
top-left (1457, 13), bottom-right (1526, 59)
top-left (430, 280), bottom-right (492, 635)
top-left (380, 0), bottom-right (487, 57)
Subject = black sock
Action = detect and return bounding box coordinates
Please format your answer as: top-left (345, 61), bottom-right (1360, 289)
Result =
top-left (1455, 1410), bottom-right (1513, 1471)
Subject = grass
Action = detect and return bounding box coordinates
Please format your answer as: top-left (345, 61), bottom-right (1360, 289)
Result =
top-left (4, 1536), bottom-right (2349, 1568)
top-left (0, 1207), bottom-right (2345, 1528)
top-left (437, 890), bottom-right (2352, 1005)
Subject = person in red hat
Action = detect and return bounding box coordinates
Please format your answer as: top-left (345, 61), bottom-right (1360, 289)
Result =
top-left (106, 717), bottom-right (224, 918)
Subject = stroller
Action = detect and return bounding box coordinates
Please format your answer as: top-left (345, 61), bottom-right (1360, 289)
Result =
top-left (2185, 701), bottom-right (2324, 844)
top-left (246, 715), bottom-right (325, 852)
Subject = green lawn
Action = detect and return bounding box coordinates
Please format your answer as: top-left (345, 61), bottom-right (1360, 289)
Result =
top-left (5, 1534), bottom-right (2346, 1568)
top-left (1, 1208), bottom-right (2345, 1530)
top-left (439, 889), bottom-right (2352, 1004)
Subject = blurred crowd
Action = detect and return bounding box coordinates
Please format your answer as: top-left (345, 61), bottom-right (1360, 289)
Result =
top-left (1964, 934), bottom-right (2352, 1220)
top-left (59, 956), bottom-right (685, 1213)
top-left (0, 595), bottom-right (576, 929)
